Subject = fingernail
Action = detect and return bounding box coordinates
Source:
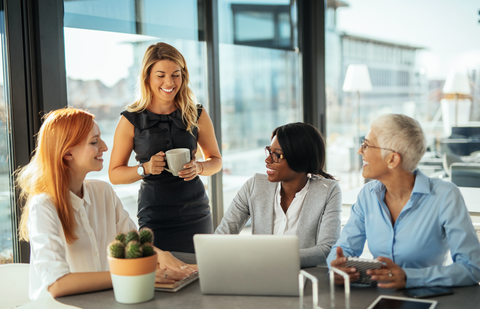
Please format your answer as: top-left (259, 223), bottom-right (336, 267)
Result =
top-left (350, 268), bottom-right (355, 272)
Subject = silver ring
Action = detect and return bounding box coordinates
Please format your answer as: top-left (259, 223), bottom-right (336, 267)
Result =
top-left (388, 270), bottom-right (393, 277)
top-left (164, 273), bottom-right (168, 279)
top-left (180, 265), bottom-right (187, 270)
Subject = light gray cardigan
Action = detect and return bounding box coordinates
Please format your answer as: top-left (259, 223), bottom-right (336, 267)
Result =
top-left (215, 173), bottom-right (342, 267)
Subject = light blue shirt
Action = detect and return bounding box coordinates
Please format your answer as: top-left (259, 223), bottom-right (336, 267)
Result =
top-left (327, 169), bottom-right (480, 288)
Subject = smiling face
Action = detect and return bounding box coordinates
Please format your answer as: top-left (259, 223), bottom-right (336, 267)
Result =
top-left (265, 136), bottom-right (302, 183)
top-left (148, 59), bottom-right (182, 106)
top-left (358, 130), bottom-right (390, 180)
top-left (67, 122), bottom-right (108, 177)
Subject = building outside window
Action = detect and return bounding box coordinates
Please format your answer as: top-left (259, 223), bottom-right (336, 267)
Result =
top-left (325, 0), bottom-right (480, 190)
top-left (64, 0), bottom-right (302, 223)
top-left (218, 0), bottom-right (302, 211)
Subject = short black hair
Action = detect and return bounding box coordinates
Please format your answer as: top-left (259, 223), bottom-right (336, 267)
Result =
top-left (272, 122), bottom-right (335, 180)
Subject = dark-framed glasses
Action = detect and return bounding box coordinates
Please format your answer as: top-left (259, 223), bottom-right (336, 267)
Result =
top-left (360, 139), bottom-right (397, 154)
top-left (265, 146), bottom-right (285, 163)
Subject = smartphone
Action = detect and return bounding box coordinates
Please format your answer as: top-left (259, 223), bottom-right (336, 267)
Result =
top-left (403, 287), bottom-right (453, 299)
top-left (345, 257), bottom-right (382, 286)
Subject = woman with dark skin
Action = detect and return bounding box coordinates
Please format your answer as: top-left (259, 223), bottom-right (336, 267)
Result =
top-left (216, 123), bottom-right (342, 267)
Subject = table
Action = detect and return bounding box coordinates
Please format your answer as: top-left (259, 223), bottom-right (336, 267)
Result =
top-left (57, 265), bottom-right (480, 309)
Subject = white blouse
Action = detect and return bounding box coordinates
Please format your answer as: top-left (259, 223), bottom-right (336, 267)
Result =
top-left (27, 179), bottom-right (136, 300)
top-left (273, 179), bottom-right (310, 235)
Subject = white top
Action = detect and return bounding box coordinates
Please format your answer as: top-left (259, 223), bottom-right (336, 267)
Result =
top-left (27, 179), bottom-right (136, 300)
top-left (273, 179), bottom-right (310, 235)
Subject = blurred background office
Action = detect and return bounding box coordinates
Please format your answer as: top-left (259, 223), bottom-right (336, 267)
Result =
top-left (1, 0), bottom-right (479, 265)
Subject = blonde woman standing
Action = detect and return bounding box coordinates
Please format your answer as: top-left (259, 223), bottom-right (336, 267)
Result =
top-left (109, 43), bottom-right (222, 253)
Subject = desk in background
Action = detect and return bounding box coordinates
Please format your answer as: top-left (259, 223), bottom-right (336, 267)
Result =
top-left (57, 266), bottom-right (480, 309)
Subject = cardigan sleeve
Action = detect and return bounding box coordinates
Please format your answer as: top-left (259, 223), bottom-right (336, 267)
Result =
top-left (299, 180), bottom-right (342, 267)
top-left (214, 176), bottom-right (255, 234)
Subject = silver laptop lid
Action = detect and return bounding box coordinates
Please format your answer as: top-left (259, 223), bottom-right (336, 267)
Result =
top-left (194, 234), bottom-right (300, 296)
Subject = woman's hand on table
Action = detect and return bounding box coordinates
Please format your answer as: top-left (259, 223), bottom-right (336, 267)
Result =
top-left (155, 266), bottom-right (195, 284)
top-left (330, 247), bottom-right (360, 285)
top-left (367, 257), bottom-right (406, 289)
top-left (155, 249), bottom-right (197, 283)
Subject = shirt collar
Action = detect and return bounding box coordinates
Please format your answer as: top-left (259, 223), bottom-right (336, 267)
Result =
top-left (411, 169), bottom-right (430, 195)
top-left (371, 169), bottom-right (430, 195)
top-left (69, 182), bottom-right (91, 211)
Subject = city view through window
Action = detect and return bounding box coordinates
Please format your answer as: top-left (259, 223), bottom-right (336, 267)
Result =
top-left (325, 0), bottom-right (480, 190)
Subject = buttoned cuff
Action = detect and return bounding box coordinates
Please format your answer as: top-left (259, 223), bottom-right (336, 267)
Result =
top-left (404, 268), bottom-right (425, 288)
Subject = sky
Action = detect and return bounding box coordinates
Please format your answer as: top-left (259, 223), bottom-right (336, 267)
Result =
top-left (336, 0), bottom-right (480, 79)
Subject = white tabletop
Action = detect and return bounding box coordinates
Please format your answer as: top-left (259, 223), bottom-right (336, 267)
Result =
top-left (342, 185), bottom-right (480, 215)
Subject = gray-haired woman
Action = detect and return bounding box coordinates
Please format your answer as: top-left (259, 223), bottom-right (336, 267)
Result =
top-left (327, 114), bottom-right (480, 289)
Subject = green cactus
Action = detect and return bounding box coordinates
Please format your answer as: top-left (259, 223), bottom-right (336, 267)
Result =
top-left (115, 233), bottom-right (125, 244)
top-left (124, 230), bottom-right (140, 245)
top-left (107, 240), bottom-right (125, 258)
top-left (141, 243), bottom-right (155, 257)
top-left (125, 240), bottom-right (143, 259)
top-left (139, 227), bottom-right (154, 244)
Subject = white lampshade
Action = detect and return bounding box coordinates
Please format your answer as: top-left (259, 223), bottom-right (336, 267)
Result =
top-left (443, 70), bottom-right (471, 94)
top-left (343, 64), bottom-right (372, 92)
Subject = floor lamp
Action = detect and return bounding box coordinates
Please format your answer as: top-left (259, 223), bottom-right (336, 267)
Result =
top-left (443, 70), bottom-right (471, 127)
top-left (343, 64), bottom-right (372, 185)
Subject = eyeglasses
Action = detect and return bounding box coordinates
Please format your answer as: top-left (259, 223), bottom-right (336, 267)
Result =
top-left (360, 139), bottom-right (397, 154)
top-left (265, 146), bottom-right (285, 163)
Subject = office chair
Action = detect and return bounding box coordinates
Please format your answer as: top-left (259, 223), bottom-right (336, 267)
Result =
top-left (450, 163), bottom-right (480, 188)
top-left (0, 263), bottom-right (31, 308)
top-left (443, 153), bottom-right (464, 177)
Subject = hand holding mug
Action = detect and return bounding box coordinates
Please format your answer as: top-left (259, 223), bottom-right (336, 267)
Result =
top-left (145, 152), bottom-right (166, 175)
top-left (178, 159), bottom-right (203, 181)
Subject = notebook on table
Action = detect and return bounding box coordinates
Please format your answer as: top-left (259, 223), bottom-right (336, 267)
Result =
top-left (155, 268), bottom-right (199, 292)
top-left (193, 234), bottom-right (300, 296)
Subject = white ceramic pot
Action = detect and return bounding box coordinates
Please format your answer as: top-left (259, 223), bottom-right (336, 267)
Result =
top-left (107, 253), bottom-right (157, 304)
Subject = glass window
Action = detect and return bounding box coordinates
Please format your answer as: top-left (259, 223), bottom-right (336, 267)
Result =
top-left (64, 0), bottom-right (208, 223)
top-left (326, 0), bottom-right (480, 191)
top-left (218, 0), bottom-right (302, 212)
top-left (0, 0), bottom-right (14, 265)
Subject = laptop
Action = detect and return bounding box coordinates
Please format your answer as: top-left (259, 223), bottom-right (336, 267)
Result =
top-left (193, 234), bottom-right (300, 296)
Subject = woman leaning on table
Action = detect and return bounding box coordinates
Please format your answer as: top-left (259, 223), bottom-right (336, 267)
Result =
top-left (327, 114), bottom-right (480, 288)
top-left (109, 43), bottom-right (222, 253)
top-left (215, 122), bottom-right (342, 268)
top-left (18, 108), bottom-right (194, 300)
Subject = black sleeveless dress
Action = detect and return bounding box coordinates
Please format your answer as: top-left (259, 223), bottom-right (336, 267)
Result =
top-left (121, 106), bottom-right (213, 253)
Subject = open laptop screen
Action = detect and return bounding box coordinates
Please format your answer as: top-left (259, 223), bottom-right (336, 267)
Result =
top-left (194, 234), bottom-right (300, 296)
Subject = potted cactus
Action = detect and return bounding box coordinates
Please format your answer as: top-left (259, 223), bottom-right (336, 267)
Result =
top-left (107, 228), bottom-right (157, 304)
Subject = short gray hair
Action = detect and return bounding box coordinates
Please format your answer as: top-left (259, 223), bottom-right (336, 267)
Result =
top-left (370, 114), bottom-right (426, 173)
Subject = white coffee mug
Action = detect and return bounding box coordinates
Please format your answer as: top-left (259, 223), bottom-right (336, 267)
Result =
top-left (165, 148), bottom-right (191, 176)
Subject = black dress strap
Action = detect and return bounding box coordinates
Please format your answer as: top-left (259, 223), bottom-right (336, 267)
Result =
top-left (196, 104), bottom-right (203, 121)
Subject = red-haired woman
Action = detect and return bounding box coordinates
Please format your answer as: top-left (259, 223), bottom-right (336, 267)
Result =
top-left (18, 108), bottom-right (194, 300)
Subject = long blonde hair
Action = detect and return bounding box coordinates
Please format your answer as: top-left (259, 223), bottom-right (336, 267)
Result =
top-left (127, 42), bottom-right (198, 132)
top-left (17, 108), bottom-right (95, 243)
